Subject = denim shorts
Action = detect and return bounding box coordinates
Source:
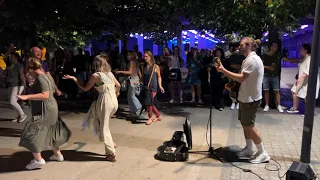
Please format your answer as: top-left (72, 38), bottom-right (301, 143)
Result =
top-left (263, 76), bottom-right (280, 91)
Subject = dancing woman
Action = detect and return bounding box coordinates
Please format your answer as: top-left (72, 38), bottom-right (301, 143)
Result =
top-left (142, 51), bottom-right (165, 125)
top-left (18, 58), bottom-right (71, 170)
top-left (63, 55), bottom-right (120, 161)
top-left (116, 52), bottom-right (142, 117)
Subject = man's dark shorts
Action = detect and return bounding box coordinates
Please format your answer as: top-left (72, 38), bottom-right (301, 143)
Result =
top-left (238, 100), bottom-right (261, 127)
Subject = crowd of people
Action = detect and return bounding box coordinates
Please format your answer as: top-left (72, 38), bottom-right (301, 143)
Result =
top-left (0, 36), bottom-right (317, 169)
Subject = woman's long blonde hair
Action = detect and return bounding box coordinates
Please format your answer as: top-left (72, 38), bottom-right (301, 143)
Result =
top-left (92, 55), bottom-right (111, 72)
top-left (27, 57), bottom-right (42, 70)
top-left (145, 51), bottom-right (155, 63)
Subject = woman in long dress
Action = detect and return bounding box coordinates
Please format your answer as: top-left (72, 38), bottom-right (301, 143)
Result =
top-left (17, 58), bottom-right (71, 170)
top-left (63, 55), bottom-right (120, 161)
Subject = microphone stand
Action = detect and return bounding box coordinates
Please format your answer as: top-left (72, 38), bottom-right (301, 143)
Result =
top-left (207, 66), bottom-right (222, 159)
top-left (189, 60), bottom-right (222, 162)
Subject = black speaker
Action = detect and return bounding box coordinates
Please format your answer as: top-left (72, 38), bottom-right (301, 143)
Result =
top-left (286, 161), bottom-right (315, 180)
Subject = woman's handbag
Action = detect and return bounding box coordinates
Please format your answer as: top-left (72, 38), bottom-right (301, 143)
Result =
top-left (120, 76), bottom-right (129, 91)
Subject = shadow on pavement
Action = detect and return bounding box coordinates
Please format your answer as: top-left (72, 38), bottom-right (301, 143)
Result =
top-left (0, 150), bottom-right (107, 173)
top-left (0, 118), bottom-right (14, 122)
top-left (154, 145), bottom-right (252, 173)
top-left (0, 127), bottom-right (21, 138)
top-left (186, 145), bottom-right (249, 164)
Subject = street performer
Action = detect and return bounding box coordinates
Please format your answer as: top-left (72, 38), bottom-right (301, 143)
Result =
top-left (215, 37), bottom-right (270, 164)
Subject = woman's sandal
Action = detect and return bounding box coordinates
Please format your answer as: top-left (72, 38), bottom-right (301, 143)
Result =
top-left (153, 116), bottom-right (162, 122)
top-left (146, 117), bottom-right (155, 125)
top-left (106, 153), bottom-right (116, 162)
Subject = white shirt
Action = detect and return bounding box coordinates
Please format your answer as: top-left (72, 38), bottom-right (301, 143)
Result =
top-left (225, 50), bottom-right (232, 58)
top-left (238, 51), bottom-right (264, 103)
top-left (291, 55), bottom-right (320, 99)
top-left (169, 55), bottom-right (180, 69)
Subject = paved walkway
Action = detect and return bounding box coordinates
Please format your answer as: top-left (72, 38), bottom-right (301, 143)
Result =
top-left (1, 67), bottom-right (320, 180)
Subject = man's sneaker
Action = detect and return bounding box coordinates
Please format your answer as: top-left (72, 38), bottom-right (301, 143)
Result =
top-left (169, 99), bottom-right (174, 104)
top-left (26, 159), bottom-right (46, 170)
top-left (287, 107), bottom-right (299, 114)
top-left (236, 147), bottom-right (255, 159)
top-left (198, 99), bottom-right (204, 104)
top-left (277, 105), bottom-right (284, 113)
top-left (236, 103), bottom-right (239, 109)
top-left (18, 115), bottom-right (27, 123)
top-left (190, 99), bottom-right (195, 103)
top-left (249, 152), bottom-right (270, 164)
top-left (230, 103), bottom-right (236, 110)
top-left (49, 155), bottom-right (64, 162)
top-left (180, 98), bottom-right (183, 104)
top-left (263, 105), bottom-right (269, 112)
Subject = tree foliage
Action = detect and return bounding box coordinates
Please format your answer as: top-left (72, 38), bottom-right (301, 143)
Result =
top-left (0, 0), bottom-right (115, 48)
top-left (179, 0), bottom-right (315, 40)
top-left (0, 0), bottom-right (316, 48)
top-left (100, 0), bottom-right (183, 45)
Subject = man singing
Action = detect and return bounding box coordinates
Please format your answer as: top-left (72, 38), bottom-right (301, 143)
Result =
top-left (215, 37), bottom-right (270, 163)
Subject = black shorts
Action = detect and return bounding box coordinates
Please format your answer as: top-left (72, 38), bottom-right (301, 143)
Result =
top-left (168, 68), bottom-right (182, 82)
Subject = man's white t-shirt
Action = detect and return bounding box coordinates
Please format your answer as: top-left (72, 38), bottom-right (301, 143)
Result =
top-left (238, 51), bottom-right (264, 103)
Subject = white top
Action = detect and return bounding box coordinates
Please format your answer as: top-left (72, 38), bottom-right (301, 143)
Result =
top-left (291, 55), bottom-right (320, 99)
top-left (238, 51), bottom-right (264, 103)
top-left (225, 50), bottom-right (232, 58)
top-left (169, 55), bottom-right (180, 69)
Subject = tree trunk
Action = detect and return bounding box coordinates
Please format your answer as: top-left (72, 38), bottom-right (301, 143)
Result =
top-left (121, 34), bottom-right (129, 54)
top-left (25, 23), bottom-right (38, 51)
top-left (254, 31), bottom-right (263, 56)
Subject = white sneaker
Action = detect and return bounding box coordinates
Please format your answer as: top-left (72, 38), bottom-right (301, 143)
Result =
top-left (50, 155), bottom-right (64, 162)
top-left (249, 152), bottom-right (271, 164)
top-left (277, 105), bottom-right (284, 113)
top-left (263, 105), bottom-right (269, 112)
top-left (198, 99), bottom-right (204, 104)
top-left (236, 103), bottom-right (239, 109)
top-left (12, 117), bottom-right (19, 123)
top-left (287, 107), bottom-right (299, 114)
top-left (190, 99), bottom-right (195, 103)
top-left (26, 159), bottom-right (46, 170)
top-left (180, 98), bottom-right (183, 104)
top-left (236, 147), bottom-right (255, 159)
top-left (230, 103), bottom-right (236, 110)
top-left (18, 115), bottom-right (27, 123)
top-left (169, 99), bottom-right (174, 104)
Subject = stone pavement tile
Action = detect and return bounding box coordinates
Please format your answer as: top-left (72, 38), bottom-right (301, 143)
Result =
top-left (2, 97), bottom-right (320, 180)
top-left (0, 104), bottom-right (234, 180)
top-left (220, 107), bottom-right (320, 180)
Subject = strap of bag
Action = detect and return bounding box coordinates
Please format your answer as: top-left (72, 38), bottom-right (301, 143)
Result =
top-left (147, 64), bottom-right (156, 88)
